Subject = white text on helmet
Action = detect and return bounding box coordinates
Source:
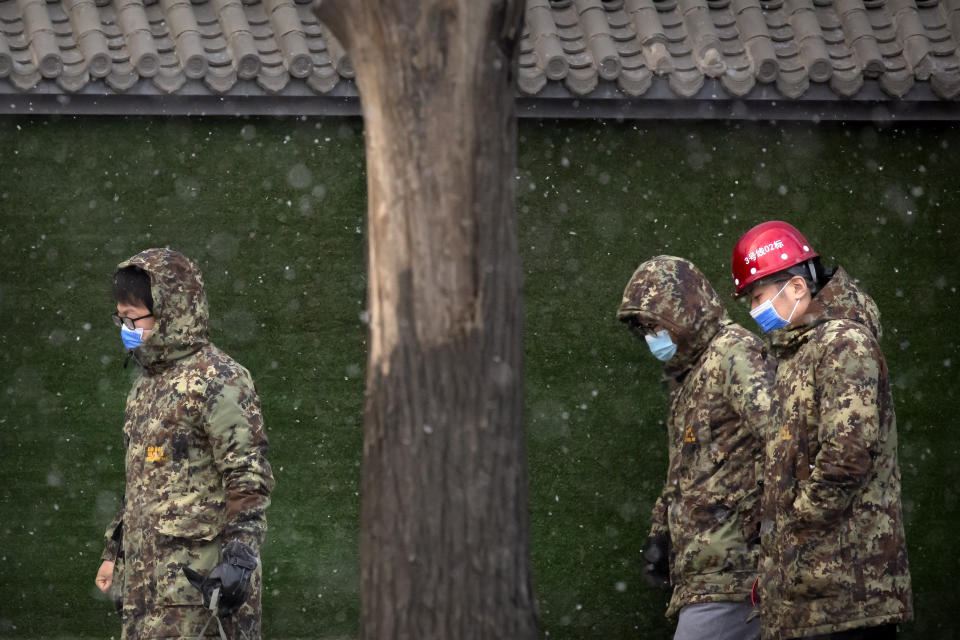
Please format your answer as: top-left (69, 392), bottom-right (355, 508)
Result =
top-left (745, 240), bottom-right (785, 264)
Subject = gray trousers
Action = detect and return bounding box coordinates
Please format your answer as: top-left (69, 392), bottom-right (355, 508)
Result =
top-left (674, 601), bottom-right (760, 640)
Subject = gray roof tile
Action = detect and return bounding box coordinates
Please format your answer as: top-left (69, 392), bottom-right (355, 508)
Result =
top-left (831, 66), bottom-right (863, 96)
top-left (0, 0), bottom-right (958, 109)
top-left (618, 64), bottom-right (652, 94)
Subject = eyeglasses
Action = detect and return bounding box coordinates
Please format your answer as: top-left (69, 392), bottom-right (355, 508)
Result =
top-left (112, 312), bottom-right (153, 330)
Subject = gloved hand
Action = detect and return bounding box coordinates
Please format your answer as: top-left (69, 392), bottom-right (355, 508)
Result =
top-left (641, 532), bottom-right (672, 591)
top-left (183, 541), bottom-right (258, 614)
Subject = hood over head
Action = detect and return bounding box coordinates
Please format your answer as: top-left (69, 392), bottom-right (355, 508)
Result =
top-left (617, 255), bottom-right (730, 376)
top-left (118, 248), bottom-right (209, 371)
top-left (772, 267), bottom-right (881, 350)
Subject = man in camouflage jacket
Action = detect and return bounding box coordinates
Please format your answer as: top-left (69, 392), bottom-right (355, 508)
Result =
top-left (95, 248), bottom-right (275, 639)
top-left (753, 267), bottom-right (913, 639)
top-left (618, 256), bottom-right (775, 639)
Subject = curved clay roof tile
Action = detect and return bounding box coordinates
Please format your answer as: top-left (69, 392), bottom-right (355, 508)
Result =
top-left (0, 0), bottom-right (957, 108)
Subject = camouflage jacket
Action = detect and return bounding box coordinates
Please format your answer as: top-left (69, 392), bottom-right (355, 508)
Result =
top-left (619, 256), bottom-right (774, 617)
top-left (101, 249), bottom-right (275, 639)
top-left (760, 268), bottom-right (912, 639)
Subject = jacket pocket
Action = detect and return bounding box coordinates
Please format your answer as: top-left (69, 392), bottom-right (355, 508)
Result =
top-left (671, 504), bottom-right (746, 579)
top-left (153, 503), bottom-right (223, 607)
top-left (782, 522), bottom-right (844, 599)
top-left (155, 540), bottom-right (220, 607)
top-left (155, 513), bottom-right (222, 541)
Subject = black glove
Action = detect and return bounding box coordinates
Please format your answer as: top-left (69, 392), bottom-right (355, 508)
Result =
top-left (641, 532), bottom-right (672, 591)
top-left (183, 541), bottom-right (258, 614)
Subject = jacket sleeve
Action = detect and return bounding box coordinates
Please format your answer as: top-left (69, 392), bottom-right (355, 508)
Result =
top-left (794, 323), bottom-right (879, 524)
top-left (204, 367), bottom-right (276, 551)
top-left (724, 337), bottom-right (775, 537)
top-left (101, 428), bottom-right (130, 562)
top-left (649, 411), bottom-right (677, 540)
top-left (648, 492), bottom-right (669, 539)
top-left (101, 505), bottom-right (124, 562)
top-left (725, 337), bottom-right (776, 442)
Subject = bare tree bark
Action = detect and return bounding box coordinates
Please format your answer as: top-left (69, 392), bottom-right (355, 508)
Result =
top-left (313, 1), bottom-right (536, 638)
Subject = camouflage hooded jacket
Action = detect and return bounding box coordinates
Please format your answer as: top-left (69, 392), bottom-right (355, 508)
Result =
top-left (101, 248), bottom-right (275, 639)
top-left (760, 268), bottom-right (912, 639)
top-left (618, 256), bottom-right (774, 618)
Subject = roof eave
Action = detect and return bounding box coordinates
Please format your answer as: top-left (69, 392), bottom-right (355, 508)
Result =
top-left (1, 77), bottom-right (956, 121)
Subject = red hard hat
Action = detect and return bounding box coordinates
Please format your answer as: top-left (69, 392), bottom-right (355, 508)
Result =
top-left (731, 221), bottom-right (818, 296)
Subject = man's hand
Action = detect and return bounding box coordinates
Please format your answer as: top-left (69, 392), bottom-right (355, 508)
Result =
top-left (96, 560), bottom-right (115, 593)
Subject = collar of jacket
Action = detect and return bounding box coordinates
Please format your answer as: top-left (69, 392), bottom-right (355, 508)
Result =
top-left (769, 266), bottom-right (880, 355)
top-left (130, 344), bottom-right (205, 375)
top-left (662, 318), bottom-right (731, 384)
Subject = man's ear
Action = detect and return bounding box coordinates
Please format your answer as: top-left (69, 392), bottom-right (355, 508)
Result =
top-left (789, 275), bottom-right (809, 299)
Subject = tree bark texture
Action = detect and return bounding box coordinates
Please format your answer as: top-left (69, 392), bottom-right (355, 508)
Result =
top-left (313, 2), bottom-right (536, 639)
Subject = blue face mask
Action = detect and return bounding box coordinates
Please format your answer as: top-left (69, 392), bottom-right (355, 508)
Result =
top-left (750, 281), bottom-right (799, 333)
top-left (644, 329), bottom-right (677, 362)
top-left (121, 325), bottom-right (147, 350)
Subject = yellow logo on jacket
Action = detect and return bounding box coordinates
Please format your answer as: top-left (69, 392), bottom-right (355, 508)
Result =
top-left (147, 446), bottom-right (168, 462)
top-left (683, 427), bottom-right (696, 443)
top-left (778, 425), bottom-right (792, 440)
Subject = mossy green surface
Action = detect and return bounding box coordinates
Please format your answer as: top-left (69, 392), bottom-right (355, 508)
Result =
top-left (0, 116), bottom-right (956, 638)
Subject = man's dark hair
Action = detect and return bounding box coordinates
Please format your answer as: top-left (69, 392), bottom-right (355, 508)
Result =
top-left (757, 257), bottom-right (835, 298)
top-left (113, 266), bottom-right (153, 311)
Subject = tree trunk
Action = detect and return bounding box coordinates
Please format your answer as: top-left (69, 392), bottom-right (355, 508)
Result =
top-left (312, 2), bottom-right (536, 639)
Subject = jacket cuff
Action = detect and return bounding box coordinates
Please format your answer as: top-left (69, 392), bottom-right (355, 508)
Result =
top-left (222, 528), bottom-right (263, 553)
top-left (648, 522), bottom-right (669, 540)
top-left (101, 543), bottom-right (119, 563)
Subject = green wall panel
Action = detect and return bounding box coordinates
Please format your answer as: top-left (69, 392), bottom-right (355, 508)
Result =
top-left (0, 116), bottom-right (956, 639)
